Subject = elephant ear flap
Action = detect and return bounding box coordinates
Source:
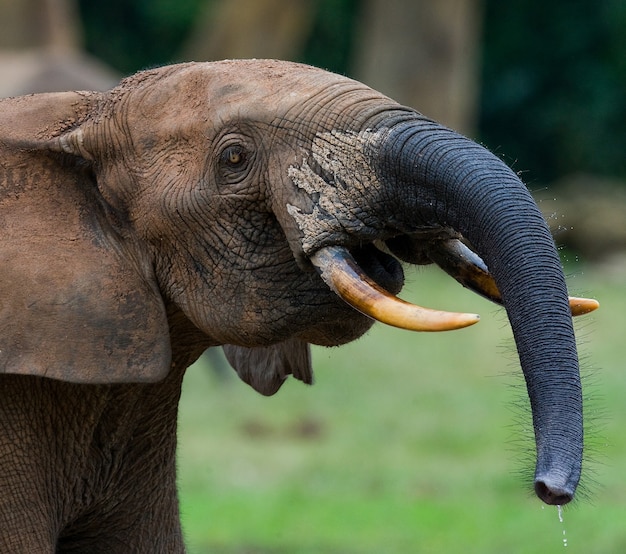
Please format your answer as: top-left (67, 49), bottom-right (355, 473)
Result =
top-left (0, 92), bottom-right (172, 384)
top-left (222, 339), bottom-right (312, 396)
top-left (0, 223), bottom-right (172, 384)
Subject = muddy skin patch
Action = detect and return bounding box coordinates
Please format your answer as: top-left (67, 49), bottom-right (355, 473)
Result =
top-left (287, 130), bottom-right (384, 255)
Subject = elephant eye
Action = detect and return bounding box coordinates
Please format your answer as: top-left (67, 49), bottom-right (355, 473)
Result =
top-left (220, 144), bottom-right (247, 168)
top-left (216, 138), bottom-right (254, 186)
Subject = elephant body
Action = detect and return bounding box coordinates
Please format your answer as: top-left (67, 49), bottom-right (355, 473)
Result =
top-left (0, 60), bottom-right (593, 551)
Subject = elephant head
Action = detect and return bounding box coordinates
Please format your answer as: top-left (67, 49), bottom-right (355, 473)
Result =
top-left (0, 60), bottom-right (596, 505)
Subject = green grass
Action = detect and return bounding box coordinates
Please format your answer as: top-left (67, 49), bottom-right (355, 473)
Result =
top-left (177, 264), bottom-right (625, 553)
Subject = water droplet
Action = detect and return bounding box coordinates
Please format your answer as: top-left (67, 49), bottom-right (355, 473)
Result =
top-left (557, 505), bottom-right (568, 547)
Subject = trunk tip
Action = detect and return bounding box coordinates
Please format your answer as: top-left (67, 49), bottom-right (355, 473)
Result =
top-left (534, 479), bottom-right (575, 506)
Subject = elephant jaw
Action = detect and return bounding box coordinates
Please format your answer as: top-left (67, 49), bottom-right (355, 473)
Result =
top-left (309, 242), bottom-right (599, 333)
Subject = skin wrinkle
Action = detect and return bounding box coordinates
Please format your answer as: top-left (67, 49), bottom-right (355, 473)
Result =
top-left (281, 82), bottom-right (369, 135)
top-left (440, 155), bottom-right (507, 230)
top-left (173, 192), bottom-right (304, 343)
top-left (387, 127), bottom-right (507, 234)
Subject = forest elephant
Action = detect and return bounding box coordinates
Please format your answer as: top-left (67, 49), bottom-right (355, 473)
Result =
top-left (0, 60), bottom-right (597, 552)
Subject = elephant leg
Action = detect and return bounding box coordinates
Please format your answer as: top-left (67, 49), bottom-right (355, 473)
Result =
top-left (0, 375), bottom-right (186, 553)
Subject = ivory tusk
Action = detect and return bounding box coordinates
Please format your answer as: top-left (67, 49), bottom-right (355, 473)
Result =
top-left (429, 239), bottom-right (600, 317)
top-left (310, 246), bottom-right (480, 332)
top-left (568, 297), bottom-right (600, 316)
top-left (427, 239), bottom-right (500, 303)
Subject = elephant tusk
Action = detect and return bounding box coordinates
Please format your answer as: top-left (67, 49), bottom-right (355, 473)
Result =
top-left (568, 296), bottom-right (600, 316)
top-left (310, 246), bottom-right (480, 332)
top-left (426, 239), bottom-right (502, 303)
top-left (428, 239), bottom-right (600, 317)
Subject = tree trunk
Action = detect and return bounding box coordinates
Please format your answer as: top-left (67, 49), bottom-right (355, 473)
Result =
top-left (181, 0), bottom-right (315, 62)
top-left (0, 0), bottom-right (82, 52)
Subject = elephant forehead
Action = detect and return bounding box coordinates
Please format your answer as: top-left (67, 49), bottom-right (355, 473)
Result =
top-left (203, 59), bottom-right (355, 97)
top-left (136, 61), bottom-right (389, 122)
top-left (204, 64), bottom-right (385, 119)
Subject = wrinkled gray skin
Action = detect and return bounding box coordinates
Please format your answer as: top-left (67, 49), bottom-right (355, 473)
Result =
top-left (0, 61), bottom-right (583, 552)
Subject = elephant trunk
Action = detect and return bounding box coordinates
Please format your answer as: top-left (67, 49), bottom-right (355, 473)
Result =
top-left (374, 118), bottom-right (583, 504)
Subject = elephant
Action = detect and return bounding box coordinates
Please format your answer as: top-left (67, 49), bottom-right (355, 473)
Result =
top-left (0, 60), bottom-right (597, 552)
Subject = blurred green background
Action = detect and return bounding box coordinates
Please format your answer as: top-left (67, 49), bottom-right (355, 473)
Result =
top-left (1, 1), bottom-right (624, 552)
top-left (179, 265), bottom-right (622, 553)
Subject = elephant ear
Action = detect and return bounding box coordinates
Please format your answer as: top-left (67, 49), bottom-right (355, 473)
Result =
top-left (0, 91), bottom-right (171, 384)
top-left (223, 339), bottom-right (312, 396)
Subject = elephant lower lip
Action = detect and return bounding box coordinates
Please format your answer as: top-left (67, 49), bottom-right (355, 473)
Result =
top-left (351, 244), bottom-right (405, 295)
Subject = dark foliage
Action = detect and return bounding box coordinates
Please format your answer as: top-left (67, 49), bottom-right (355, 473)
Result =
top-left (300, 0), bottom-right (361, 75)
top-left (480, 0), bottom-right (626, 182)
top-left (77, 0), bottom-right (206, 73)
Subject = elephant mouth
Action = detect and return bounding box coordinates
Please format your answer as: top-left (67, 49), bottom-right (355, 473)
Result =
top-left (310, 238), bottom-right (599, 333)
top-left (351, 243), bottom-right (405, 296)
